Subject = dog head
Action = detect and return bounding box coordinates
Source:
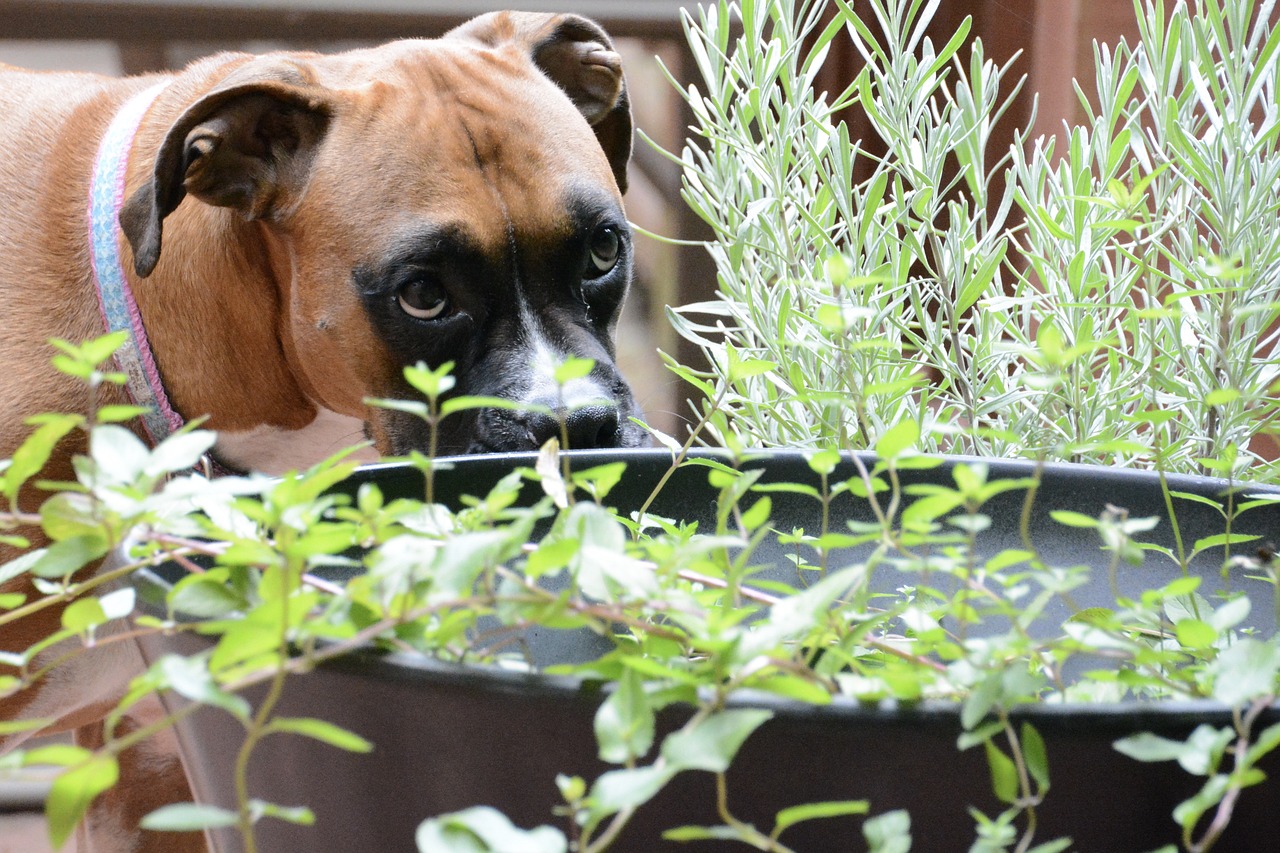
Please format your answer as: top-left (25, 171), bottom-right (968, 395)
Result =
top-left (119, 12), bottom-right (648, 458)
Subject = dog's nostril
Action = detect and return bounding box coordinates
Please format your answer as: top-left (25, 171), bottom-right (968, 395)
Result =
top-left (564, 405), bottom-right (620, 449)
top-left (511, 404), bottom-right (621, 451)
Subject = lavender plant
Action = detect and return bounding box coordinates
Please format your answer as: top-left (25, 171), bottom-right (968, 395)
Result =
top-left (664, 0), bottom-right (1280, 476)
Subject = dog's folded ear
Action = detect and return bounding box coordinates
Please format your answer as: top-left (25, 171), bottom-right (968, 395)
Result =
top-left (448, 12), bottom-right (632, 194)
top-left (120, 62), bottom-right (331, 278)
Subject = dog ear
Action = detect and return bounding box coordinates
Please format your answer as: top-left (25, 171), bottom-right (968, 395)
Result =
top-left (120, 64), bottom-right (331, 278)
top-left (449, 12), bottom-right (632, 194)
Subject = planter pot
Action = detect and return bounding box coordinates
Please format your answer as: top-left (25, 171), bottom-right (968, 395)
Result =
top-left (128, 449), bottom-right (1280, 852)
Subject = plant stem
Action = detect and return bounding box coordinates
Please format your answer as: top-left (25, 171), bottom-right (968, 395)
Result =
top-left (232, 555), bottom-right (297, 853)
top-left (0, 554), bottom-right (148, 631)
top-left (1187, 698), bottom-right (1272, 853)
top-left (635, 382), bottom-right (729, 531)
top-left (714, 772), bottom-right (798, 853)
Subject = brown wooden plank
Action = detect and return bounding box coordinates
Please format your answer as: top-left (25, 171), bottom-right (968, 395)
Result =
top-left (0, 0), bottom-right (698, 41)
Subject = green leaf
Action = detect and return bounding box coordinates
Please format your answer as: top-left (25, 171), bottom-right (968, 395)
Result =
top-left (250, 800), bottom-right (316, 826)
top-left (146, 430), bottom-right (217, 476)
top-left (1021, 722), bottom-right (1050, 794)
top-left (740, 496), bottom-right (772, 531)
top-left (661, 709), bottom-right (772, 773)
top-left (1211, 597), bottom-right (1251, 632)
top-left (984, 740), bottom-right (1019, 804)
top-left (556, 774), bottom-right (585, 803)
top-left (1113, 732), bottom-right (1193, 764)
top-left (169, 572), bottom-right (248, 619)
top-left (1205, 388), bottom-right (1240, 406)
top-left (554, 357), bottom-right (596, 385)
top-left (425, 530), bottom-right (518, 603)
top-left (367, 397), bottom-right (429, 419)
top-left (875, 420), bottom-right (920, 460)
top-left (961, 670), bottom-right (1003, 731)
top-left (154, 655), bottom-right (251, 723)
top-left (571, 462), bottom-right (627, 501)
top-left (440, 395), bottom-right (539, 419)
top-left (70, 331), bottom-right (129, 368)
top-left (4, 414), bottom-right (82, 505)
top-left (1173, 774), bottom-right (1230, 834)
top-left (416, 807), bottom-right (567, 853)
top-left (60, 597), bottom-right (108, 633)
top-left (806, 448), bottom-right (842, 476)
top-left (0, 549), bottom-right (44, 586)
top-left (957, 721), bottom-right (1004, 751)
top-left (986, 550), bottom-right (1035, 572)
top-left (1175, 618), bottom-right (1217, 649)
top-left (1161, 577), bottom-right (1202, 598)
top-left (29, 534), bottom-right (108, 579)
top-left (23, 744), bottom-right (91, 767)
top-left (90, 424), bottom-right (149, 482)
top-left (1049, 510), bottom-right (1098, 528)
top-left (140, 803), bottom-right (240, 831)
top-left (725, 345), bottom-right (774, 383)
top-left (94, 404), bottom-right (150, 424)
top-left (773, 800), bottom-right (869, 835)
top-left (0, 717), bottom-right (56, 737)
top-left (587, 764), bottom-right (675, 819)
top-left (863, 809), bottom-right (912, 853)
top-left (742, 567), bottom-right (861, 659)
top-left (1178, 726), bottom-right (1234, 776)
top-left (39, 492), bottom-right (103, 542)
top-left (1041, 314), bottom-right (1070, 357)
top-left (594, 669), bottom-right (654, 765)
top-left (750, 673), bottom-right (833, 705)
top-left (1244, 720), bottom-right (1280, 768)
top-left (1193, 532), bottom-right (1260, 555)
top-left (901, 491), bottom-right (964, 528)
top-left (1211, 639), bottom-right (1280, 706)
top-left (266, 717), bottom-right (373, 753)
top-left (403, 361), bottom-right (456, 400)
top-left (535, 440), bottom-right (568, 509)
top-left (525, 538), bottom-right (579, 580)
top-left (662, 825), bottom-right (743, 842)
top-left (45, 755), bottom-right (119, 848)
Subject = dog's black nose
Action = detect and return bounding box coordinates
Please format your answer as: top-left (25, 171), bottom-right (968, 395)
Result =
top-left (565, 404), bottom-right (621, 449)
top-left (524, 404), bottom-right (621, 450)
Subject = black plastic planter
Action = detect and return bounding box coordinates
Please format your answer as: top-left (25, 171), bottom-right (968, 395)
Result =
top-left (129, 449), bottom-right (1280, 852)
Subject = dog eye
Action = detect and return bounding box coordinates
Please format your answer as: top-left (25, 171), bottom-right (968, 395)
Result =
top-left (586, 226), bottom-right (621, 277)
top-left (397, 278), bottom-right (450, 320)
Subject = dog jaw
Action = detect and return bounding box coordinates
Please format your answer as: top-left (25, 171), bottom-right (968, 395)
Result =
top-left (214, 406), bottom-right (378, 475)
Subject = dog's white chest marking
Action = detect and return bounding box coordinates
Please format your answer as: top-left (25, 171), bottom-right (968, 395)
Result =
top-left (214, 407), bottom-right (378, 476)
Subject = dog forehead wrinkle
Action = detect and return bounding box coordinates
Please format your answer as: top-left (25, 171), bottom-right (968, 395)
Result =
top-left (563, 183), bottom-right (625, 229)
top-left (361, 222), bottom-right (486, 280)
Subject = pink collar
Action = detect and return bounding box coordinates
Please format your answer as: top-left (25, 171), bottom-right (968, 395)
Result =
top-left (88, 82), bottom-right (184, 447)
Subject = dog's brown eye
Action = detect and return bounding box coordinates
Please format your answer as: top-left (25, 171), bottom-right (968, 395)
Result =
top-left (397, 279), bottom-right (449, 320)
top-left (587, 226), bottom-right (621, 276)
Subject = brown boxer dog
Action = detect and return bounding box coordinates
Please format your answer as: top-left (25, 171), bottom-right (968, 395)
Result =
top-left (0, 11), bottom-right (644, 851)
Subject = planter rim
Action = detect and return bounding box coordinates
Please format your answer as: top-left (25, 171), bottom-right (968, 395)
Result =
top-left (312, 637), bottom-right (1280, 729)
top-left (354, 445), bottom-right (1280, 498)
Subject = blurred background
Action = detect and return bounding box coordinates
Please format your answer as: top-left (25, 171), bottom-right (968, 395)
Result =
top-left (0, 2), bottom-right (1211, 850)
